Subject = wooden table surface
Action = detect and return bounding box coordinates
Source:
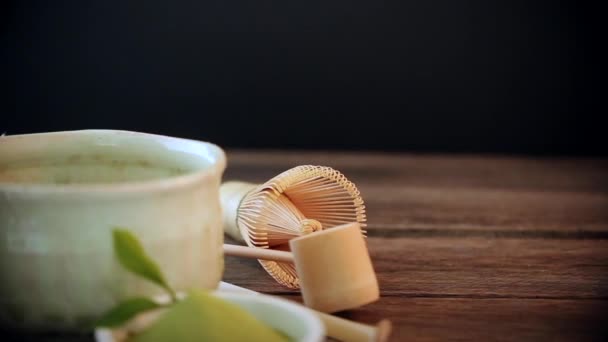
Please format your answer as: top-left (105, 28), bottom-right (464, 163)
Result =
top-left (12, 150), bottom-right (607, 341)
top-left (222, 150), bottom-right (608, 341)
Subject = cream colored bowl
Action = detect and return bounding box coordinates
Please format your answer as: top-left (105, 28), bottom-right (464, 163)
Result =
top-left (0, 130), bottom-right (226, 331)
top-left (95, 291), bottom-right (325, 342)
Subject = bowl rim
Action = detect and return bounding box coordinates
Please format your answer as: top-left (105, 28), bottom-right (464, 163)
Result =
top-left (0, 130), bottom-right (226, 196)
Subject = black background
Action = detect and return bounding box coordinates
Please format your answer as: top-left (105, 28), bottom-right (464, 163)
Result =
top-left (1, 1), bottom-right (603, 155)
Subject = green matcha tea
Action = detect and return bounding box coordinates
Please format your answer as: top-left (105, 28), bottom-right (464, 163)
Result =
top-left (130, 291), bottom-right (290, 342)
top-left (0, 142), bottom-right (209, 185)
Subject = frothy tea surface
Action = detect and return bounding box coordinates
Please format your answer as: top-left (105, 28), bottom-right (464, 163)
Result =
top-left (0, 153), bottom-right (190, 185)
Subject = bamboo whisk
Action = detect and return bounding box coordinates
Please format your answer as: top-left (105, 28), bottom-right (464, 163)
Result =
top-left (221, 165), bottom-right (367, 288)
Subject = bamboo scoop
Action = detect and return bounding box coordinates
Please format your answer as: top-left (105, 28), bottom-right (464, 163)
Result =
top-left (224, 222), bottom-right (379, 313)
top-left (219, 281), bottom-right (392, 342)
top-left (221, 165), bottom-right (367, 289)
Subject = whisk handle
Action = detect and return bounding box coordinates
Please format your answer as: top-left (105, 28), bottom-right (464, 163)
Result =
top-left (223, 244), bottom-right (295, 263)
top-left (220, 181), bottom-right (257, 242)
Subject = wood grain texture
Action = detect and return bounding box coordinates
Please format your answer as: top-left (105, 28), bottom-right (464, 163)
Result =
top-left (342, 297), bottom-right (608, 342)
top-left (223, 150), bottom-right (608, 341)
top-left (225, 151), bottom-right (608, 235)
top-left (226, 237), bottom-right (608, 299)
top-left (13, 150), bottom-right (607, 341)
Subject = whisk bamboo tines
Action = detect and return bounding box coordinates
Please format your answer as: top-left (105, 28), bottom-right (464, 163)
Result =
top-left (220, 165), bottom-right (367, 288)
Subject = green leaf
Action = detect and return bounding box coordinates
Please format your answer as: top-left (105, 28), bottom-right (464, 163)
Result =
top-left (128, 290), bottom-right (290, 342)
top-left (96, 297), bottom-right (161, 327)
top-left (112, 229), bottom-right (174, 298)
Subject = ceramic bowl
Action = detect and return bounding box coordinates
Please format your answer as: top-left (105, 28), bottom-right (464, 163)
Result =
top-left (0, 130), bottom-right (226, 331)
top-left (95, 291), bottom-right (325, 342)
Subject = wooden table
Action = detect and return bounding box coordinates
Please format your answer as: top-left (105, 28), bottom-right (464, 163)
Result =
top-left (223, 150), bottom-right (608, 341)
top-left (11, 150), bottom-right (606, 341)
